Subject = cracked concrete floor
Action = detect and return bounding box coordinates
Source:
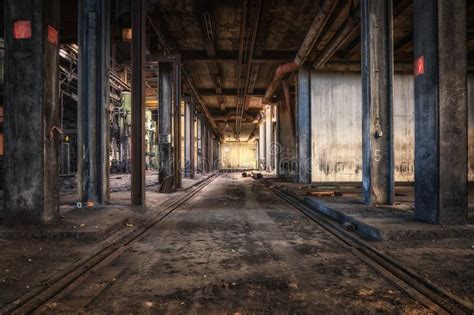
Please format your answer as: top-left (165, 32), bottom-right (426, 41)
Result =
top-left (37, 173), bottom-right (432, 314)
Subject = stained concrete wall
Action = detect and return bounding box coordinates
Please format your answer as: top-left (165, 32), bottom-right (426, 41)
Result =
top-left (311, 72), bottom-right (415, 182)
top-left (221, 142), bottom-right (257, 170)
top-left (311, 72), bottom-right (474, 182)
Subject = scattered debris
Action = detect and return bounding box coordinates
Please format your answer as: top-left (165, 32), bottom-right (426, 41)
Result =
top-left (308, 191), bottom-right (334, 197)
top-left (357, 288), bottom-right (375, 297)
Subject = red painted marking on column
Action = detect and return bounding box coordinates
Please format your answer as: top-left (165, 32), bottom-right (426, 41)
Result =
top-left (13, 20), bottom-right (32, 39)
top-left (47, 26), bottom-right (58, 46)
top-left (414, 56), bottom-right (424, 76)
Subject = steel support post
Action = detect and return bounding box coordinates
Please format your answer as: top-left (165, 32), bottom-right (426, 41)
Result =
top-left (296, 66), bottom-right (311, 184)
top-left (201, 120), bottom-right (208, 173)
top-left (414, 0), bottom-right (467, 224)
top-left (158, 62), bottom-right (174, 192)
top-left (189, 98), bottom-right (196, 178)
top-left (197, 115), bottom-right (203, 173)
top-left (265, 105), bottom-right (272, 172)
top-left (78, 0), bottom-right (111, 206)
top-left (131, 0), bottom-right (145, 205)
top-left (259, 120), bottom-right (265, 171)
top-left (276, 104), bottom-right (281, 177)
top-left (273, 106), bottom-right (278, 173)
top-left (184, 99), bottom-right (192, 178)
top-left (361, 0), bottom-right (394, 205)
top-left (4, 0), bottom-right (60, 224)
top-left (173, 61), bottom-right (182, 189)
top-left (207, 128), bottom-right (213, 171)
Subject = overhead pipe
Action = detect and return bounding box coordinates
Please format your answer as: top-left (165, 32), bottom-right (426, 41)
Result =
top-left (263, 0), bottom-right (338, 103)
top-left (312, 8), bottom-right (360, 69)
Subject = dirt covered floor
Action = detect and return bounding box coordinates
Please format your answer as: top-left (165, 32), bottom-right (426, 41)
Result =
top-left (1, 174), bottom-right (472, 313)
top-left (34, 175), bottom-right (429, 313)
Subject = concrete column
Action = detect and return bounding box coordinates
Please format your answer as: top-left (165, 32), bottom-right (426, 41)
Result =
top-left (414, 0), bottom-right (467, 224)
top-left (207, 128), bottom-right (213, 171)
top-left (273, 106), bottom-right (278, 173)
top-left (4, 0), bottom-right (60, 224)
top-left (258, 120), bottom-right (265, 171)
top-left (78, 0), bottom-right (111, 205)
top-left (361, 0), bottom-right (394, 205)
top-left (60, 142), bottom-right (71, 175)
top-left (184, 100), bottom-right (192, 178)
top-left (197, 115), bottom-right (203, 173)
top-left (265, 105), bottom-right (272, 172)
top-left (173, 61), bottom-right (182, 189)
top-left (296, 66), bottom-right (311, 184)
top-left (278, 88), bottom-right (297, 178)
top-left (131, 0), bottom-right (145, 204)
top-left (202, 121), bottom-right (209, 172)
top-left (158, 62), bottom-right (174, 192)
top-left (189, 99), bottom-right (195, 178)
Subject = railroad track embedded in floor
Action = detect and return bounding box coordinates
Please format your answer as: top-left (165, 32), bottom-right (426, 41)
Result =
top-left (1, 174), bottom-right (218, 315)
top-left (267, 181), bottom-right (473, 315)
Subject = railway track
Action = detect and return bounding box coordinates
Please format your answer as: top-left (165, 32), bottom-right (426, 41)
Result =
top-left (268, 182), bottom-right (474, 315)
top-left (1, 174), bottom-right (218, 315)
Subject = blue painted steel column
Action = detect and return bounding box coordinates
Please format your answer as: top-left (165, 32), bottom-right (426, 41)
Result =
top-left (296, 66), bottom-right (311, 184)
top-left (414, 0), bottom-right (467, 224)
top-left (78, 0), bottom-right (111, 206)
top-left (361, 0), bottom-right (394, 205)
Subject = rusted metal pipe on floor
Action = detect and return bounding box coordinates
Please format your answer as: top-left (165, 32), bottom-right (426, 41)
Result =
top-left (263, 0), bottom-right (337, 103)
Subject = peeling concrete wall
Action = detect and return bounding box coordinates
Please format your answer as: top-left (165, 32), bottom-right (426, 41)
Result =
top-left (311, 72), bottom-right (415, 182)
